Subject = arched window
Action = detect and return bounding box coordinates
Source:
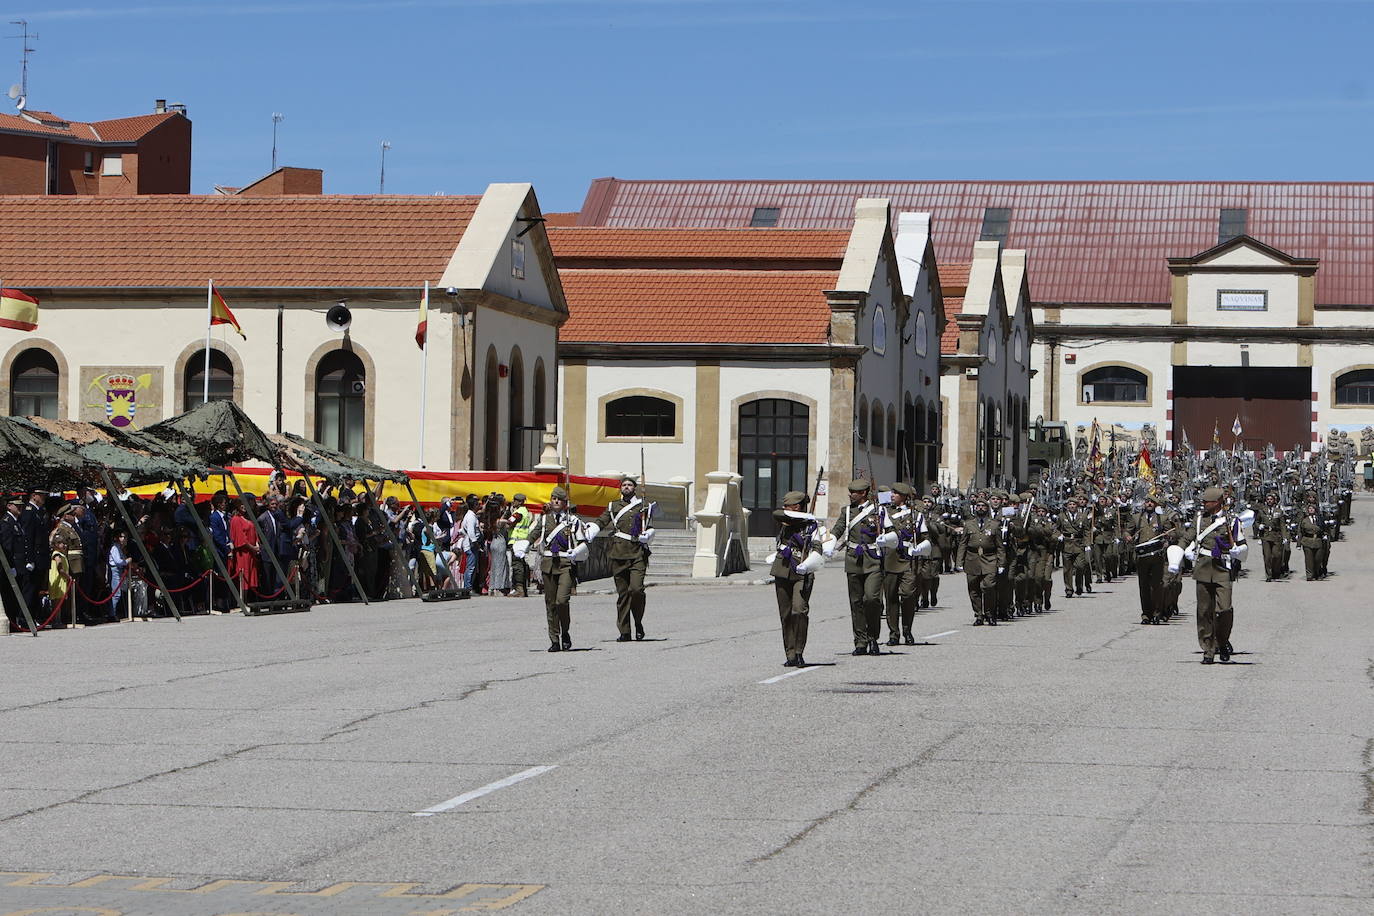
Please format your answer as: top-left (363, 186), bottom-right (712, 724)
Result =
top-left (9, 348), bottom-right (59, 418)
top-left (532, 358), bottom-right (547, 430)
top-left (870, 400), bottom-right (885, 450)
top-left (508, 347), bottom-right (525, 469)
top-left (483, 346), bottom-right (500, 470)
top-left (184, 349), bottom-right (234, 412)
top-left (1335, 369), bottom-right (1374, 405)
top-left (605, 395), bottom-right (675, 437)
top-left (1083, 365), bottom-right (1148, 403)
top-left (315, 350), bottom-right (366, 457)
top-left (857, 396), bottom-right (869, 442)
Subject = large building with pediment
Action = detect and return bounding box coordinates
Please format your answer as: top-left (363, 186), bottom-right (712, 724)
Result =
top-left (574, 178), bottom-right (1374, 457)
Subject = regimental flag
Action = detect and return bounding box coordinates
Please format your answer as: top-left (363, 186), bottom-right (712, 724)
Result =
top-left (0, 287), bottom-right (38, 332)
top-left (1138, 439), bottom-right (1154, 480)
top-left (210, 285), bottom-right (246, 339)
top-left (1232, 415), bottom-right (1243, 438)
top-left (416, 283), bottom-right (429, 350)
top-left (1089, 418), bottom-right (1102, 470)
top-left (1212, 422), bottom-right (1221, 449)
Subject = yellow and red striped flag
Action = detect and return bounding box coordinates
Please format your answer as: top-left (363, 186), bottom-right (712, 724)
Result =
top-left (0, 287), bottom-right (39, 332)
top-left (416, 282), bottom-right (429, 349)
top-left (1138, 439), bottom-right (1154, 480)
top-left (210, 285), bottom-right (245, 339)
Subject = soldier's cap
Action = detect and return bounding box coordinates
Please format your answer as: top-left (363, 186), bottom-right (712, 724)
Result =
top-left (56, 503), bottom-right (77, 518)
top-left (877, 484), bottom-right (891, 493)
top-left (619, 475), bottom-right (638, 486)
top-left (891, 482), bottom-right (916, 497)
top-left (1007, 493), bottom-right (1022, 504)
top-left (1201, 486), bottom-right (1224, 502)
top-left (549, 486), bottom-right (569, 501)
top-left (781, 490), bottom-right (807, 506)
top-left (848, 479), bottom-right (870, 492)
top-left (512, 493), bottom-right (526, 503)
top-left (1019, 492), bottom-right (1033, 500)
top-left (971, 493), bottom-right (989, 504)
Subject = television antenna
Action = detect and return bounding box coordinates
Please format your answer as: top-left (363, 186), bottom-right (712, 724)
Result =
top-left (379, 140), bottom-right (391, 193)
top-left (6, 19), bottom-right (35, 107)
top-left (271, 112), bottom-right (284, 171)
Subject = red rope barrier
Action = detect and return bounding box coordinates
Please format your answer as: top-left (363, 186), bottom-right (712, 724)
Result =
top-left (74, 565), bottom-right (131, 607)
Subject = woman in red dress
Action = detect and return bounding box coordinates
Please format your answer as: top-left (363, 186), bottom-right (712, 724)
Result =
top-left (228, 503), bottom-right (261, 599)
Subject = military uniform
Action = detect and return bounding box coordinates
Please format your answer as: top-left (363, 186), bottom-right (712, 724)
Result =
top-left (959, 503), bottom-right (1003, 626)
top-left (1127, 503), bottom-right (1173, 624)
top-left (880, 483), bottom-right (925, 645)
top-left (1251, 499), bottom-right (1289, 581)
top-left (527, 488), bottom-right (590, 651)
top-left (1187, 487), bottom-right (1247, 664)
top-left (1297, 506), bottom-right (1329, 580)
top-left (831, 481), bottom-right (886, 654)
top-left (1092, 497), bottom-right (1119, 583)
top-left (1057, 504), bottom-right (1093, 597)
top-left (770, 491), bottom-right (820, 667)
top-left (919, 498), bottom-right (945, 608)
top-left (1026, 505), bottom-right (1056, 612)
top-left (596, 479), bottom-right (654, 641)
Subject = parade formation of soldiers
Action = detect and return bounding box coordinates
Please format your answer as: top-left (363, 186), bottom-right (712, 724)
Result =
top-left (757, 444), bottom-right (1356, 668)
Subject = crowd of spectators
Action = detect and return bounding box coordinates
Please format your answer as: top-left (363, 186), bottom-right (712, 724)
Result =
top-left (1, 475), bottom-right (545, 633)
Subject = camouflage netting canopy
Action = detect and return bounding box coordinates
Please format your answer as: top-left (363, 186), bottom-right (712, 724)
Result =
top-left (142, 400), bottom-right (279, 469)
top-left (0, 416), bottom-right (106, 492)
top-left (274, 431), bottom-right (410, 484)
top-left (23, 417), bottom-right (204, 487)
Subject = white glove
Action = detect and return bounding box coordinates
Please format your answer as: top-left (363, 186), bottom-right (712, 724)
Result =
top-left (1057, 534), bottom-right (1065, 541)
top-left (1183, 546), bottom-right (1198, 563)
top-left (764, 551), bottom-right (777, 565)
top-left (796, 551), bottom-right (826, 575)
top-left (513, 540), bottom-right (529, 560)
top-left (877, 531), bottom-right (899, 549)
top-left (1084, 545), bottom-right (1092, 554)
top-left (1114, 538), bottom-right (1121, 545)
top-left (997, 566), bottom-right (1005, 575)
top-left (569, 542), bottom-right (590, 562)
top-left (638, 528), bottom-right (656, 546)
top-left (911, 540), bottom-right (932, 558)
top-left (1155, 506), bottom-right (1165, 516)
top-left (820, 533), bottom-right (837, 558)
top-left (1228, 544), bottom-right (1248, 562)
top-left (24, 563), bottom-right (34, 572)
top-left (583, 523), bottom-right (601, 541)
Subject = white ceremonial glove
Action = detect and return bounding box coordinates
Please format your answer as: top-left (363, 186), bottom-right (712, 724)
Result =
top-left (764, 552), bottom-right (777, 565)
top-left (821, 535), bottom-right (837, 559)
top-left (911, 540), bottom-right (932, 558)
top-left (569, 542), bottom-right (590, 562)
top-left (24, 563), bottom-right (34, 572)
top-left (1183, 545), bottom-right (1198, 563)
top-left (1084, 545), bottom-right (1092, 554)
top-left (513, 540), bottom-right (529, 560)
top-left (997, 566), bottom-right (1005, 575)
top-left (1114, 538), bottom-right (1121, 545)
top-left (638, 528), bottom-right (656, 546)
top-left (1228, 544), bottom-right (1248, 562)
top-left (583, 523), bottom-right (601, 541)
top-left (876, 531), bottom-right (899, 549)
top-left (1156, 506), bottom-right (1165, 516)
top-left (796, 551), bottom-right (826, 575)
top-left (1057, 534), bottom-right (1065, 542)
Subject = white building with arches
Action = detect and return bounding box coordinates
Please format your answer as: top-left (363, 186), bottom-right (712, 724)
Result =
top-left (0, 183), bottom-right (564, 470)
top-left (550, 198), bottom-right (944, 533)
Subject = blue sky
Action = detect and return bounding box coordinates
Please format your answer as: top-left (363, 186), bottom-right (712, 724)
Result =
top-left (9, 0), bottom-right (1374, 211)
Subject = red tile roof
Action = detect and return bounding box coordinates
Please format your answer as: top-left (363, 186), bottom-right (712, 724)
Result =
top-left (548, 226), bottom-right (850, 265)
top-left (543, 211), bottom-right (580, 227)
top-left (0, 109), bottom-right (182, 143)
top-left (0, 195), bottom-right (480, 288)
top-left (578, 178), bottom-right (1374, 306)
top-left (560, 268), bottom-right (837, 344)
top-left (940, 261), bottom-right (970, 295)
top-left (940, 297), bottom-right (965, 354)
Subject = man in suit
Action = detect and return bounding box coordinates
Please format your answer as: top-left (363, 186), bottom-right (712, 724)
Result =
top-left (596, 476), bottom-right (654, 641)
top-left (1, 496), bottom-right (31, 632)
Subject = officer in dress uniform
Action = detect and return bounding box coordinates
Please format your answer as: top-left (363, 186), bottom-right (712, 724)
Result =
top-left (527, 487), bottom-right (593, 652)
top-left (1251, 491), bottom-right (1288, 582)
top-left (881, 482), bottom-right (926, 646)
top-left (596, 476), bottom-right (655, 641)
top-left (831, 479), bottom-right (886, 655)
top-left (957, 494), bottom-right (1003, 626)
top-left (1298, 498), bottom-right (1329, 581)
top-left (770, 490), bottom-right (826, 667)
top-left (1, 496), bottom-right (30, 632)
top-left (1027, 501), bottom-right (1056, 613)
top-left (1185, 486), bottom-right (1247, 664)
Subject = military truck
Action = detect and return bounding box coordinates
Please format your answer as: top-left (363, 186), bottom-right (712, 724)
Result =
top-left (1028, 419), bottom-right (1072, 480)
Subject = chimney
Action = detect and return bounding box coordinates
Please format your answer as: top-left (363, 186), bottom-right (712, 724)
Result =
top-left (154, 99), bottom-right (167, 113)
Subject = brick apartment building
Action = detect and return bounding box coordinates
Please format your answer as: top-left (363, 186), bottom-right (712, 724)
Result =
top-left (0, 100), bottom-right (191, 195)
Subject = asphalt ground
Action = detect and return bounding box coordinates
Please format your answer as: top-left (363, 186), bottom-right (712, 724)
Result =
top-left (1, 504), bottom-right (1372, 915)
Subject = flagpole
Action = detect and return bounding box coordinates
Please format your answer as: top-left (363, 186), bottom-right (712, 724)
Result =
top-left (204, 280), bottom-right (213, 405)
top-left (418, 280), bottom-right (429, 468)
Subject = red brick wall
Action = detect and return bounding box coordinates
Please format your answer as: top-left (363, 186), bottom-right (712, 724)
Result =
top-left (0, 133), bottom-right (50, 193)
top-left (134, 115), bottom-right (191, 194)
top-left (54, 142), bottom-right (101, 194)
top-left (237, 166), bottom-right (323, 196)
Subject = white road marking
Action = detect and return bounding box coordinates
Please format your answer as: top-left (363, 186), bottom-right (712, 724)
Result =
top-left (923, 630), bottom-right (959, 639)
top-left (412, 765), bottom-right (557, 816)
top-left (759, 666), bottom-right (823, 685)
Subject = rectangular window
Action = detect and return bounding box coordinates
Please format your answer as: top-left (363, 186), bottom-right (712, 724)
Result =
top-left (978, 207), bottom-right (1012, 245)
top-left (1219, 208), bottom-right (1247, 243)
top-left (749, 207), bottom-right (780, 227)
top-left (511, 238), bottom-right (525, 279)
top-left (101, 153), bottom-right (123, 177)
top-left (606, 396), bottom-right (675, 437)
top-left (1217, 289), bottom-right (1268, 312)
top-left (83, 150), bottom-right (95, 175)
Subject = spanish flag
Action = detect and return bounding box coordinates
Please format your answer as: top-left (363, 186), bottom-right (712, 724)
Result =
top-left (0, 287), bottom-right (38, 332)
top-left (1138, 439), bottom-right (1154, 480)
top-left (210, 284), bottom-right (245, 339)
top-left (416, 281), bottom-right (429, 350)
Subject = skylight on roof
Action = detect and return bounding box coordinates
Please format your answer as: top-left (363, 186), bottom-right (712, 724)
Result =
top-left (750, 207), bottom-right (780, 227)
top-left (978, 207), bottom-right (1011, 245)
top-left (1219, 208), bottom-right (1247, 244)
